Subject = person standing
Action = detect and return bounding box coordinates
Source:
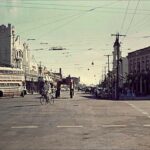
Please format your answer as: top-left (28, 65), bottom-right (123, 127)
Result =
top-left (43, 80), bottom-right (50, 102)
top-left (70, 79), bottom-right (74, 98)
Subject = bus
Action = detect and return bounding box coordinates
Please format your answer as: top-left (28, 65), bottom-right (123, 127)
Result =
top-left (0, 67), bottom-right (26, 97)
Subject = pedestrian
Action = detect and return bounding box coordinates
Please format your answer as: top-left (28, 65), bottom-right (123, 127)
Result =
top-left (127, 88), bottom-right (132, 99)
top-left (70, 79), bottom-right (74, 98)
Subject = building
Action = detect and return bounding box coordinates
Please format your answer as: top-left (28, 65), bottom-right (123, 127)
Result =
top-left (120, 57), bottom-right (128, 84)
top-left (127, 46), bottom-right (150, 96)
top-left (23, 43), bottom-right (30, 75)
top-left (0, 24), bottom-right (23, 68)
top-left (112, 37), bottom-right (128, 89)
top-left (71, 77), bottom-right (80, 87)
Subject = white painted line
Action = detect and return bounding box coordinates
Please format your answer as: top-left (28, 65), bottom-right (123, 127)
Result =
top-left (57, 125), bottom-right (83, 128)
top-left (125, 102), bottom-right (150, 117)
top-left (142, 112), bottom-right (149, 115)
top-left (143, 124), bottom-right (150, 127)
top-left (102, 125), bottom-right (127, 128)
top-left (11, 126), bottom-right (38, 129)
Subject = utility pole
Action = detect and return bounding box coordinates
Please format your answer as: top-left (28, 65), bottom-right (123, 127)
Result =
top-left (104, 66), bottom-right (107, 78)
top-left (111, 33), bottom-right (125, 100)
top-left (39, 61), bottom-right (42, 76)
top-left (104, 54), bottom-right (112, 73)
top-left (104, 54), bottom-right (112, 94)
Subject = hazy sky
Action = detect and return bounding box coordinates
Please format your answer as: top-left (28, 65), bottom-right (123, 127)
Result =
top-left (1, 0), bottom-right (150, 85)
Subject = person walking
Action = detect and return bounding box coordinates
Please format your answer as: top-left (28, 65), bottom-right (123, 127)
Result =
top-left (42, 80), bottom-right (50, 102)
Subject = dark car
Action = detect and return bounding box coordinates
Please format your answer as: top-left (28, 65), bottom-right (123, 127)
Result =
top-left (85, 87), bottom-right (92, 93)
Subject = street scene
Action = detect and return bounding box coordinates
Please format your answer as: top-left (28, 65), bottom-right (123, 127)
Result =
top-left (1, 92), bottom-right (150, 150)
top-left (1, 0), bottom-right (150, 149)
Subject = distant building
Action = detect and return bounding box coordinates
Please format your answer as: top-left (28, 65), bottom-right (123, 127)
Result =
top-left (120, 57), bottom-right (128, 84)
top-left (71, 77), bottom-right (80, 87)
top-left (0, 24), bottom-right (23, 68)
top-left (128, 46), bottom-right (150, 73)
top-left (52, 68), bottom-right (62, 80)
top-left (127, 46), bottom-right (150, 95)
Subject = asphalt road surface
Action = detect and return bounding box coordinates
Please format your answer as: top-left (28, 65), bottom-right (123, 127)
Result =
top-left (0, 91), bottom-right (150, 150)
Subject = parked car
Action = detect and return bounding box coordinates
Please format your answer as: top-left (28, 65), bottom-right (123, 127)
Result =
top-left (85, 87), bottom-right (92, 93)
top-left (94, 87), bottom-right (103, 98)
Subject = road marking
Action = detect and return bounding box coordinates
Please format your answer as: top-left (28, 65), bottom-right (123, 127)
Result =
top-left (11, 126), bottom-right (38, 129)
top-left (102, 125), bottom-right (127, 128)
top-left (143, 124), bottom-right (150, 127)
top-left (57, 125), bottom-right (83, 128)
top-left (125, 102), bottom-right (150, 117)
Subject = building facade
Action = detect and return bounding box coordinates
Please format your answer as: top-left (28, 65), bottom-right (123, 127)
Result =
top-left (0, 24), bottom-right (23, 68)
top-left (127, 46), bottom-right (150, 96)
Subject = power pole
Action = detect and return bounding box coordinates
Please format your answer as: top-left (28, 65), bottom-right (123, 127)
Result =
top-left (104, 54), bottom-right (112, 73)
top-left (39, 61), bottom-right (42, 76)
top-left (104, 54), bottom-right (112, 93)
top-left (111, 33), bottom-right (126, 100)
top-left (104, 66), bottom-right (107, 86)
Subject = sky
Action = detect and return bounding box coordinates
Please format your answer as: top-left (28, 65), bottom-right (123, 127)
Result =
top-left (1, 0), bottom-right (150, 85)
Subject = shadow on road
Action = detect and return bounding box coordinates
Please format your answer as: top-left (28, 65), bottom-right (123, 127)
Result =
top-left (81, 93), bottom-right (150, 101)
top-left (13, 104), bottom-right (40, 108)
top-left (81, 94), bottom-right (101, 100)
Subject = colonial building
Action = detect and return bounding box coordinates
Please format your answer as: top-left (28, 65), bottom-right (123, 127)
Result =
top-left (0, 24), bottom-right (23, 68)
top-left (127, 46), bottom-right (150, 96)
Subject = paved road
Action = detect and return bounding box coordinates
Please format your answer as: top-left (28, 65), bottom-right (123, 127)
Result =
top-left (0, 91), bottom-right (150, 150)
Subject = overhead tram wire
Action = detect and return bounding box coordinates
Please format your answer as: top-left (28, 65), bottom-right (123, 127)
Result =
top-left (25, 1), bottom-right (119, 42)
top-left (19, 13), bottom-right (84, 35)
top-left (120, 0), bottom-right (131, 33)
top-left (3, 0), bottom-right (150, 13)
top-left (36, 12), bottom-right (88, 41)
top-left (0, 4), bottom-right (86, 12)
top-left (0, 1), bottom-right (118, 38)
top-left (96, 7), bottom-right (150, 13)
top-left (25, 0), bottom-right (150, 14)
top-left (0, 1), bottom-right (121, 49)
top-left (122, 0), bottom-right (141, 42)
top-left (0, 13), bottom-right (83, 41)
top-left (2, 2), bottom-right (149, 15)
top-left (2, 1), bottom-right (95, 8)
top-left (0, 0), bottom-right (120, 12)
top-left (132, 15), bottom-right (150, 33)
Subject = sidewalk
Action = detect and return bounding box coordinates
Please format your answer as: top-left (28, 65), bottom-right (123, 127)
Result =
top-left (120, 95), bottom-right (150, 100)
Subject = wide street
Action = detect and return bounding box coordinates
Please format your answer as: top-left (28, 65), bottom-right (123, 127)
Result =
top-left (0, 91), bottom-right (150, 150)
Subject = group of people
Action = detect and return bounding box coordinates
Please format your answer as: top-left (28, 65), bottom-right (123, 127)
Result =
top-left (39, 80), bottom-right (75, 100)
